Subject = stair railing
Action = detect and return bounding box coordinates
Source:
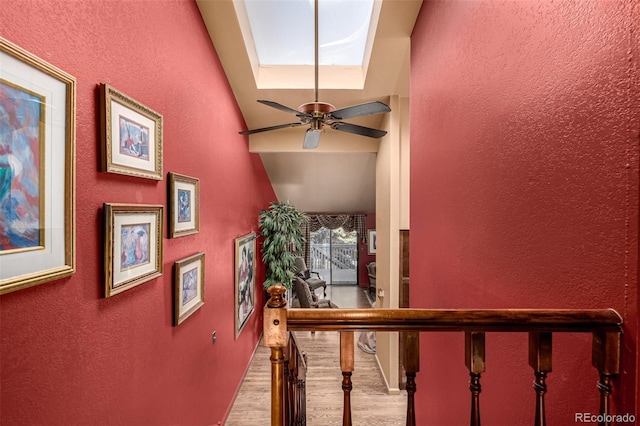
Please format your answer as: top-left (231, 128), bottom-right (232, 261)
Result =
top-left (264, 285), bottom-right (623, 426)
top-left (283, 331), bottom-right (307, 425)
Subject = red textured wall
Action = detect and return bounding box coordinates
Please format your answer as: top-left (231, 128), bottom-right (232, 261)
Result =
top-left (410, 1), bottom-right (639, 424)
top-left (0, 1), bottom-right (275, 424)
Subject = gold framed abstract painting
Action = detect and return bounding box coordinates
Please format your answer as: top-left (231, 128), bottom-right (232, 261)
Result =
top-left (0, 37), bottom-right (76, 295)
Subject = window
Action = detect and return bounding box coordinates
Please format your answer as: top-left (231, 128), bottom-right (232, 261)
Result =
top-left (309, 227), bottom-right (358, 284)
top-left (244, 0), bottom-right (373, 66)
top-left (236, 0), bottom-right (381, 89)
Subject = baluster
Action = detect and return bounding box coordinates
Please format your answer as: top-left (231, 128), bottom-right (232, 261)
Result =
top-left (404, 331), bottom-right (420, 426)
top-left (264, 285), bottom-right (288, 426)
top-left (299, 352), bottom-right (308, 425)
top-left (289, 340), bottom-right (300, 425)
top-left (284, 346), bottom-right (291, 426)
top-left (465, 332), bottom-right (485, 426)
top-left (297, 378), bottom-right (305, 425)
top-left (340, 331), bottom-right (354, 426)
top-left (529, 332), bottom-right (552, 426)
top-left (592, 331), bottom-right (620, 426)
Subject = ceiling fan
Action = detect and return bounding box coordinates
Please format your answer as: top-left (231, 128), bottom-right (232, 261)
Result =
top-left (238, 0), bottom-right (391, 149)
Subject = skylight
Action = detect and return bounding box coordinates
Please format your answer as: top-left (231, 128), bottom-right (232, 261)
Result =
top-left (235, 0), bottom-right (380, 90)
top-left (244, 0), bottom-right (374, 67)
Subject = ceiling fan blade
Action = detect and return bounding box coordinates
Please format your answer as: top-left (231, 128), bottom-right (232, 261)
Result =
top-left (257, 100), bottom-right (307, 117)
top-left (239, 122), bottom-right (303, 135)
top-left (331, 122), bottom-right (387, 138)
top-left (303, 129), bottom-right (321, 149)
top-left (329, 101), bottom-right (391, 120)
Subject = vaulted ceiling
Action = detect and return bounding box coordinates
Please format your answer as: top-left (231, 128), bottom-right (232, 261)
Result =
top-left (196, 0), bottom-right (423, 213)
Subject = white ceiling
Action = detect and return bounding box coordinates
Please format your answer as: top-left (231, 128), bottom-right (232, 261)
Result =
top-left (196, 0), bottom-right (423, 213)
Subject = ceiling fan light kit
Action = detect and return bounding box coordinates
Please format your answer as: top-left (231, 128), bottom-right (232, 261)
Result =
top-left (238, 0), bottom-right (390, 149)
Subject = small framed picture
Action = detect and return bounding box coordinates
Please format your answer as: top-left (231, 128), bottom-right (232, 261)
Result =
top-left (368, 229), bottom-right (377, 255)
top-left (104, 203), bottom-right (164, 297)
top-left (100, 83), bottom-right (163, 180)
top-left (235, 232), bottom-right (256, 338)
top-left (168, 172), bottom-right (199, 238)
top-left (174, 252), bottom-right (205, 325)
top-left (0, 37), bottom-right (76, 295)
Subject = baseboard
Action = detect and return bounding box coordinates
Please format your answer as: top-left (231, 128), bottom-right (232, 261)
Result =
top-left (374, 352), bottom-right (401, 395)
top-left (221, 333), bottom-right (263, 424)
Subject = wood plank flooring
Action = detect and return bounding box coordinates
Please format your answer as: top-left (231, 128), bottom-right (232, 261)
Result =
top-left (225, 285), bottom-right (407, 425)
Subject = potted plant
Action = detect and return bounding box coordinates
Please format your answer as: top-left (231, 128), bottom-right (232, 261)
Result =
top-left (258, 201), bottom-right (307, 290)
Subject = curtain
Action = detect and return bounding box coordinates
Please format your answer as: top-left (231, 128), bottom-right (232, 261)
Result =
top-left (302, 214), bottom-right (367, 266)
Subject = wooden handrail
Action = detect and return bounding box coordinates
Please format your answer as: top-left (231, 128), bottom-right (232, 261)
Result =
top-left (285, 308), bottom-right (623, 333)
top-left (264, 285), bottom-right (623, 426)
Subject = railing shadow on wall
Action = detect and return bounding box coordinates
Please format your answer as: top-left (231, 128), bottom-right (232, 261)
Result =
top-left (263, 285), bottom-right (623, 426)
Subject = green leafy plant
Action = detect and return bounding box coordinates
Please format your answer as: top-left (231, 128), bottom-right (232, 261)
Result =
top-left (259, 201), bottom-right (308, 289)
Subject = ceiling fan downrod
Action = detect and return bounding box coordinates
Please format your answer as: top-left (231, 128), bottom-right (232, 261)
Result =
top-left (314, 0), bottom-right (319, 103)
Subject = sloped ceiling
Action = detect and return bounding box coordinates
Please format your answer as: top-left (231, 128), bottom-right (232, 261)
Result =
top-left (196, 0), bottom-right (422, 213)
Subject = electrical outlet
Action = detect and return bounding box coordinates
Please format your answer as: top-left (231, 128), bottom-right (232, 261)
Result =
top-left (211, 331), bottom-right (217, 345)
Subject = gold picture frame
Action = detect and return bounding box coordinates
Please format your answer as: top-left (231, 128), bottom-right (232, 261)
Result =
top-left (174, 252), bottom-right (205, 325)
top-left (234, 232), bottom-right (256, 338)
top-left (168, 172), bottom-right (200, 238)
top-left (104, 203), bottom-right (163, 297)
top-left (0, 37), bottom-right (76, 295)
top-left (100, 83), bottom-right (163, 180)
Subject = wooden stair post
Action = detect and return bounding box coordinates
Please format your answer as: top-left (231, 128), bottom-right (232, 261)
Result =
top-left (264, 285), bottom-right (288, 426)
top-left (340, 331), bottom-right (354, 426)
top-left (283, 347), bottom-right (291, 426)
top-left (592, 331), bottom-right (621, 426)
top-left (529, 332), bottom-right (552, 426)
top-left (404, 331), bottom-right (420, 426)
top-left (298, 352), bottom-right (308, 425)
top-left (465, 332), bottom-right (485, 426)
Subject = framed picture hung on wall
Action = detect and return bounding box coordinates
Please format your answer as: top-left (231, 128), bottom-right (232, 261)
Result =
top-left (103, 203), bottom-right (164, 297)
top-left (368, 229), bottom-right (377, 255)
top-left (168, 172), bottom-right (199, 238)
top-left (173, 252), bottom-right (205, 326)
top-left (0, 37), bottom-right (76, 295)
top-left (234, 232), bottom-right (256, 338)
top-left (100, 83), bottom-right (163, 180)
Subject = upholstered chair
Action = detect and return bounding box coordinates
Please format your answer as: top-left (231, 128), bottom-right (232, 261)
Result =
top-left (294, 257), bottom-right (327, 297)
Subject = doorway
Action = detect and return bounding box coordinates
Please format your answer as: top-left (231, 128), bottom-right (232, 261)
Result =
top-left (309, 227), bottom-right (358, 285)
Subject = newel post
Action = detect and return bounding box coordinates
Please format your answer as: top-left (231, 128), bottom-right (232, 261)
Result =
top-left (264, 285), bottom-right (288, 426)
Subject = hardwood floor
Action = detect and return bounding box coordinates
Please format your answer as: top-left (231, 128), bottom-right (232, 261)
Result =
top-left (321, 283), bottom-right (375, 309)
top-left (225, 284), bottom-right (407, 425)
